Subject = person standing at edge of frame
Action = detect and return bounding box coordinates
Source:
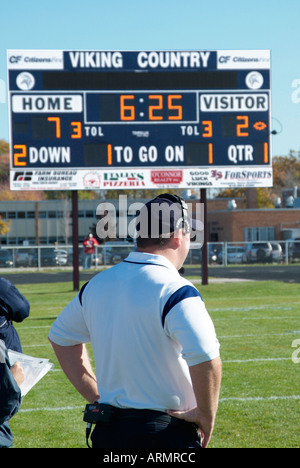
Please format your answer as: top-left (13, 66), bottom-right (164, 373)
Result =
top-left (0, 339), bottom-right (24, 448)
top-left (0, 277), bottom-right (30, 352)
top-left (49, 193), bottom-right (222, 448)
top-left (0, 278), bottom-right (30, 448)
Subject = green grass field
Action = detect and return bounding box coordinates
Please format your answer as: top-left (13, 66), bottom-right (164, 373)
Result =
top-left (8, 277), bottom-right (300, 448)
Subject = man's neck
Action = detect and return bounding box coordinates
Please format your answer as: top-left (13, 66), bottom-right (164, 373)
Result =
top-left (137, 247), bottom-right (181, 270)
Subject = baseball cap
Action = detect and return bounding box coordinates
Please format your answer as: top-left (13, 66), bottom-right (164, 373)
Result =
top-left (135, 193), bottom-right (203, 239)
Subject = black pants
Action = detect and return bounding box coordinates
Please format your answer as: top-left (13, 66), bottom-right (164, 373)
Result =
top-left (91, 410), bottom-right (201, 449)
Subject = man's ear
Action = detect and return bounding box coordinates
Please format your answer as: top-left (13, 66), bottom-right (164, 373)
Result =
top-left (170, 229), bottom-right (183, 248)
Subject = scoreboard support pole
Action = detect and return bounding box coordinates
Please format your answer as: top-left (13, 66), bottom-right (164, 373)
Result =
top-left (72, 190), bottom-right (80, 291)
top-left (200, 188), bottom-right (208, 285)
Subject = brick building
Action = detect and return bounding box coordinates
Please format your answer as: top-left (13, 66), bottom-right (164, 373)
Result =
top-left (207, 198), bottom-right (300, 242)
top-left (0, 196), bottom-right (299, 245)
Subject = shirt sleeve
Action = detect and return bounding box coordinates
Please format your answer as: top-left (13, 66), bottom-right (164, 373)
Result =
top-left (0, 279), bottom-right (30, 323)
top-left (48, 288), bottom-right (90, 347)
top-left (163, 286), bottom-right (220, 366)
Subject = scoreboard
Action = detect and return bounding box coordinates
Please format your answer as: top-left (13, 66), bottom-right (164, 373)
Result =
top-left (7, 49), bottom-right (272, 190)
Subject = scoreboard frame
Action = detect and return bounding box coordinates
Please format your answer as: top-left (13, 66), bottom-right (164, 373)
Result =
top-left (7, 49), bottom-right (272, 190)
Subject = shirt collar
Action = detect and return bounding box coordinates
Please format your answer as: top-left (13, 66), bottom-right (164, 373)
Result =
top-left (124, 251), bottom-right (179, 273)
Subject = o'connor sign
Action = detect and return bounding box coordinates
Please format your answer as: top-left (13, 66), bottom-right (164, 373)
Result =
top-left (8, 49), bottom-right (272, 191)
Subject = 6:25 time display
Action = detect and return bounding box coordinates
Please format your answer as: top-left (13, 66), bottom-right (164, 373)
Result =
top-left (86, 92), bottom-right (198, 123)
top-left (120, 94), bottom-right (183, 121)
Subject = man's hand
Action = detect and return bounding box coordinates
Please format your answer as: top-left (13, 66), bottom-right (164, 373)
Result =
top-left (166, 407), bottom-right (213, 448)
top-left (11, 361), bottom-right (25, 387)
top-left (167, 357), bottom-right (222, 448)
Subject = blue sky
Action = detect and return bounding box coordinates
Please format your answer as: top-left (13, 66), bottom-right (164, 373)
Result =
top-left (0, 0), bottom-right (299, 157)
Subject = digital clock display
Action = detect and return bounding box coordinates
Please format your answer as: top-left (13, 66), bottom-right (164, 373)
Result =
top-left (85, 92), bottom-right (197, 123)
top-left (7, 49), bottom-right (272, 190)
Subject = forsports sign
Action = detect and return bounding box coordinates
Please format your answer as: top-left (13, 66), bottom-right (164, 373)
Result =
top-left (8, 49), bottom-right (272, 190)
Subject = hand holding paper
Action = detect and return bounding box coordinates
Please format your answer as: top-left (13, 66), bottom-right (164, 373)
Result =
top-left (8, 350), bottom-right (53, 397)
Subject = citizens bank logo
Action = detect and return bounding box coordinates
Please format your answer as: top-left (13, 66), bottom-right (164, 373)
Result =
top-left (16, 72), bottom-right (35, 90)
top-left (13, 171), bottom-right (33, 181)
top-left (8, 50), bottom-right (64, 70)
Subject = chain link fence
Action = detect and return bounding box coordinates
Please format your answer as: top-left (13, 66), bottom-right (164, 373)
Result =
top-left (0, 240), bottom-right (299, 270)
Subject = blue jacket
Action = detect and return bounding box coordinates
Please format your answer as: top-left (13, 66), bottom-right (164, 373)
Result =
top-left (0, 278), bottom-right (30, 352)
top-left (0, 339), bottom-right (22, 448)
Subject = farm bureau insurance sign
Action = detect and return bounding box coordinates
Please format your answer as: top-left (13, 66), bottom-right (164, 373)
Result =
top-left (8, 49), bottom-right (272, 190)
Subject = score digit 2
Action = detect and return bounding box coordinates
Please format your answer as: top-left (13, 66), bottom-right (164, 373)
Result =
top-left (13, 145), bottom-right (27, 166)
top-left (236, 115), bottom-right (249, 137)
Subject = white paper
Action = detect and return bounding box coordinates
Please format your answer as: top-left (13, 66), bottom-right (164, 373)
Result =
top-left (8, 349), bottom-right (54, 397)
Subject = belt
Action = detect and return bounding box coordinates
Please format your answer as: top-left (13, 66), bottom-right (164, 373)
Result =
top-left (112, 407), bottom-right (186, 426)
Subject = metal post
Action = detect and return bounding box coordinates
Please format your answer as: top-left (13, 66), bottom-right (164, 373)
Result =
top-left (72, 190), bottom-right (80, 291)
top-left (35, 202), bottom-right (40, 246)
top-left (201, 189), bottom-right (208, 285)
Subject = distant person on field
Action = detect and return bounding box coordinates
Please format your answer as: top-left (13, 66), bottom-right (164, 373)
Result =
top-left (82, 233), bottom-right (99, 270)
top-left (0, 278), bottom-right (30, 352)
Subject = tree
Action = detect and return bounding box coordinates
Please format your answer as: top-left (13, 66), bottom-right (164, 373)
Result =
top-left (0, 140), bottom-right (9, 155)
top-left (0, 217), bottom-right (10, 236)
top-left (0, 153), bottom-right (9, 182)
top-left (272, 151), bottom-right (300, 194)
top-left (0, 153), bottom-right (46, 201)
top-left (216, 151), bottom-right (300, 207)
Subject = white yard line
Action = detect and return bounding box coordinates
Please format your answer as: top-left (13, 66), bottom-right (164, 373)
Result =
top-left (219, 395), bottom-right (300, 402)
top-left (223, 357), bottom-right (291, 363)
top-left (19, 395), bottom-right (300, 414)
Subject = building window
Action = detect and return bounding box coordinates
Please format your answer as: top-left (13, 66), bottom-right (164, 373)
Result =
top-left (244, 227), bottom-right (275, 242)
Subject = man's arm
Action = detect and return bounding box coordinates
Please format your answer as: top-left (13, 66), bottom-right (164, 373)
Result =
top-left (49, 340), bottom-right (100, 403)
top-left (167, 356), bottom-right (222, 448)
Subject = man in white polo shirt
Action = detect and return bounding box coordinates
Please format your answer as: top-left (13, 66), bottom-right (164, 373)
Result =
top-left (49, 193), bottom-right (221, 449)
